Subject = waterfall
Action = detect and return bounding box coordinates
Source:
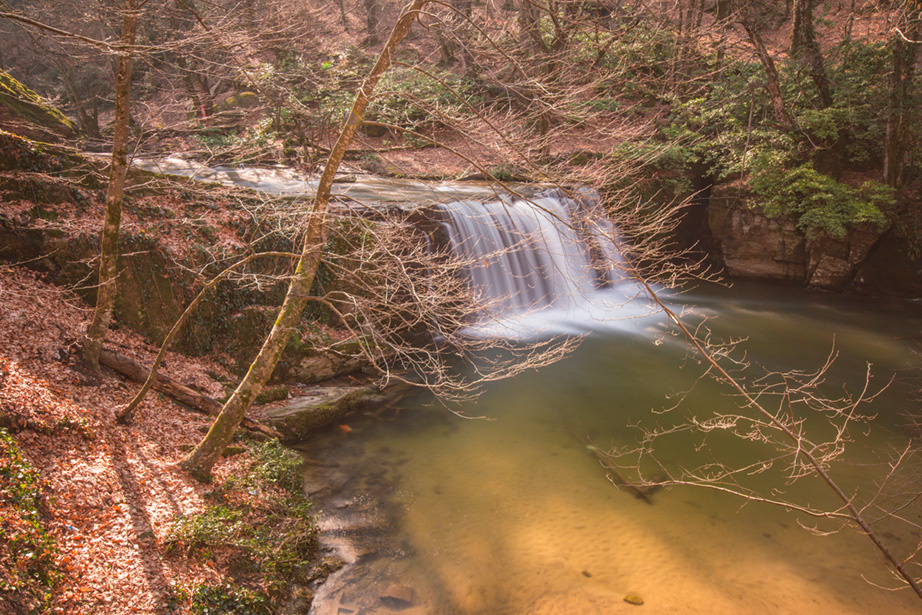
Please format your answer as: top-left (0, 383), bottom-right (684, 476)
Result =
top-left (434, 189), bottom-right (646, 337)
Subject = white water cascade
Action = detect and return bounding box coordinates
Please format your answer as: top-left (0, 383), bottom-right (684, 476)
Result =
top-left (434, 189), bottom-right (650, 337)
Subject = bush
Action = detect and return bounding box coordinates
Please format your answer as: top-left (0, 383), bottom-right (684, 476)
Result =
top-left (750, 161), bottom-right (892, 238)
top-left (166, 439), bottom-right (315, 606)
top-left (0, 429), bottom-right (58, 612)
top-left (188, 583), bottom-right (272, 615)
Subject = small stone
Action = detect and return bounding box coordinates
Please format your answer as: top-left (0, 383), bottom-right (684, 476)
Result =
top-left (623, 594), bottom-right (644, 606)
top-left (380, 584), bottom-right (415, 607)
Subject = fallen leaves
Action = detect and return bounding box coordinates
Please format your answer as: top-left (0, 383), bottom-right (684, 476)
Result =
top-left (0, 268), bottom-right (247, 614)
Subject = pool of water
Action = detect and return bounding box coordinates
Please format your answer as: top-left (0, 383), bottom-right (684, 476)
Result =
top-left (296, 281), bottom-right (922, 615)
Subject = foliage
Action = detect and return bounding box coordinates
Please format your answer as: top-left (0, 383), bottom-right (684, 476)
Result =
top-left (243, 438), bottom-right (306, 495)
top-left (309, 47), bottom-right (476, 134)
top-left (188, 583), bottom-right (272, 615)
top-left (750, 160), bottom-right (892, 237)
top-left (165, 505), bottom-right (244, 553)
top-left (166, 439), bottom-right (315, 607)
top-left (0, 428), bottom-right (58, 613)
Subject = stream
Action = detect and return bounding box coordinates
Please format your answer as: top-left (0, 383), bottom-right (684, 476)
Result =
top-left (298, 281), bottom-right (922, 615)
top-left (139, 159), bottom-right (922, 614)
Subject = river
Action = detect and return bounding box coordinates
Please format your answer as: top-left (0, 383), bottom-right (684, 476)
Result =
top-left (137, 159), bottom-right (922, 614)
top-left (299, 281), bottom-right (922, 615)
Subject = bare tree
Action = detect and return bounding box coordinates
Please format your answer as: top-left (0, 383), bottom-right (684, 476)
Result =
top-left (178, 0), bottom-right (435, 479)
top-left (596, 276), bottom-right (922, 599)
top-left (791, 0), bottom-right (833, 108)
top-left (81, 0), bottom-right (140, 369)
top-left (739, 1), bottom-right (795, 131)
top-left (884, 0), bottom-right (922, 188)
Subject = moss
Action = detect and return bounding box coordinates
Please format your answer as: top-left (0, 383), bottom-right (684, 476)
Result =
top-left (0, 131), bottom-right (68, 173)
top-left (0, 69), bottom-right (75, 137)
top-left (263, 387), bottom-right (377, 441)
top-left (254, 386), bottom-right (289, 406)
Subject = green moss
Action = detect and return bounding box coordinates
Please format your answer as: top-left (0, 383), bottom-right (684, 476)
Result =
top-left (254, 386), bottom-right (289, 406)
top-left (0, 69), bottom-right (75, 135)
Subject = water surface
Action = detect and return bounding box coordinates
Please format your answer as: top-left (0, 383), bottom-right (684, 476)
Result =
top-left (299, 281), bottom-right (922, 615)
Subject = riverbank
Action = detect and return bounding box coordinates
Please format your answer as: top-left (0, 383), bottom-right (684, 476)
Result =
top-left (0, 266), bottom-right (333, 614)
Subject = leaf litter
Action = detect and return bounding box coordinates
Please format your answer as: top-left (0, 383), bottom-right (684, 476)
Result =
top-left (0, 266), bottom-right (257, 614)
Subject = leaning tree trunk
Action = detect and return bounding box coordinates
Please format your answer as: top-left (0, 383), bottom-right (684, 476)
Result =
top-left (884, 0), bottom-right (922, 188)
top-left (81, 0), bottom-right (138, 369)
top-left (741, 14), bottom-right (795, 131)
top-left (179, 0), bottom-right (432, 480)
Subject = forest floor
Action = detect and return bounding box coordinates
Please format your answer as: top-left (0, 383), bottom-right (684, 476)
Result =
top-left (0, 265), bottom-right (322, 613)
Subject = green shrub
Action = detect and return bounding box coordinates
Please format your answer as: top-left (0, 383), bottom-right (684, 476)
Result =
top-left (0, 429), bottom-right (58, 612)
top-left (166, 439), bottom-right (315, 604)
top-left (750, 161), bottom-right (892, 237)
top-left (245, 439), bottom-right (305, 495)
top-left (188, 583), bottom-right (272, 615)
top-left (165, 505), bottom-right (244, 553)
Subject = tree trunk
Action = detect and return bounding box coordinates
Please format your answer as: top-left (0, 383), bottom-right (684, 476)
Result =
top-left (883, 0), bottom-right (922, 188)
top-left (55, 58), bottom-right (102, 139)
top-left (179, 0), bottom-right (432, 480)
top-left (714, 0), bottom-right (733, 68)
top-left (81, 0), bottom-right (138, 369)
top-left (363, 0), bottom-right (382, 45)
top-left (100, 349), bottom-right (281, 437)
top-left (791, 0), bottom-right (833, 108)
top-left (741, 13), bottom-right (795, 131)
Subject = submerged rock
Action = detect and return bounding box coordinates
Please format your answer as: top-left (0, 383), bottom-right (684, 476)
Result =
top-left (623, 593), bottom-right (644, 606)
top-left (262, 386), bottom-right (380, 442)
top-left (380, 584), bottom-right (416, 607)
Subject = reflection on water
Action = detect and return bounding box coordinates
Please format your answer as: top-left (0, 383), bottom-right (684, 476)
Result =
top-left (298, 281), bottom-right (922, 615)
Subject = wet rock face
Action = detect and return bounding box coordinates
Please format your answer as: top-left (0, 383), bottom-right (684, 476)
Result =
top-left (707, 184), bottom-right (892, 293)
top-left (708, 185), bottom-right (807, 282)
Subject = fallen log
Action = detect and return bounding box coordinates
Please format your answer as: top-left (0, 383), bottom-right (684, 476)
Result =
top-left (99, 348), bottom-right (282, 439)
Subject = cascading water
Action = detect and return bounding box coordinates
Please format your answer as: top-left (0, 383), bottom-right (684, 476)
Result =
top-left (433, 189), bottom-right (648, 337)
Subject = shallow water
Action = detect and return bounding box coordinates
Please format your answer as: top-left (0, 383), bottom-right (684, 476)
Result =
top-left (132, 156), bottom-right (530, 203)
top-left (298, 281), bottom-right (922, 615)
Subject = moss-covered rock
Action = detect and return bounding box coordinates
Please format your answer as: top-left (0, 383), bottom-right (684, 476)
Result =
top-left (0, 69), bottom-right (75, 142)
top-left (261, 386), bottom-right (381, 442)
top-left (273, 337), bottom-right (369, 385)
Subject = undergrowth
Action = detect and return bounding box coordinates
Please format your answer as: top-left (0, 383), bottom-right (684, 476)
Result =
top-left (165, 439), bottom-right (316, 614)
top-left (0, 428), bottom-right (58, 614)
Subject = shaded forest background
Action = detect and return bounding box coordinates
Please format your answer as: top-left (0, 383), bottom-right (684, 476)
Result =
top-left (2, 0), bottom-right (920, 301)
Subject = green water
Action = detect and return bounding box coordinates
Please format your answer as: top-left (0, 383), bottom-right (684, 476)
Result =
top-left (301, 281), bottom-right (922, 615)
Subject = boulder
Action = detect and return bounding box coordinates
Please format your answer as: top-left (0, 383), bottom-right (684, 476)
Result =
top-left (273, 338), bottom-right (369, 385)
top-left (708, 184), bottom-right (806, 282)
top-left (262, 386), bottom-right (380, 441)
top-left (708, 183), bottom-right (888, 292)
top-left (380, 584), bottom-right (416, 607)
top-left (0, 69), bottom-right (76, 142)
